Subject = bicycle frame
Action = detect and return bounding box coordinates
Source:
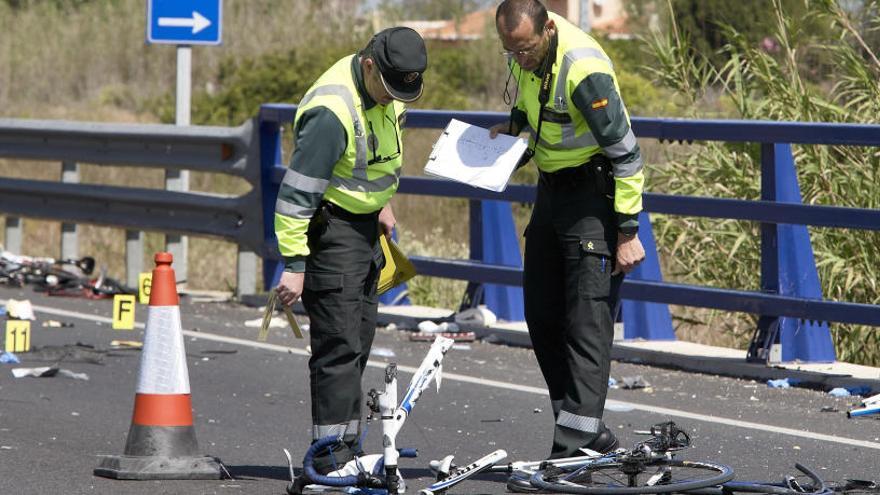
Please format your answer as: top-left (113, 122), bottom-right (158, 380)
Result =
top-left (426, 421), bottom-right (733, 494)
top-left (288, 335), bottom-right (455, 495)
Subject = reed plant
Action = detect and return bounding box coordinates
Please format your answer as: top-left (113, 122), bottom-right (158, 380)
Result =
top-left (643, 0), bottom-right (880, 365)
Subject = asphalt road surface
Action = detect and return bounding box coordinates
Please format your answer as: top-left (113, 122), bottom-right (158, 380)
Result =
top-left (1, 285), bottom-right (877, 495)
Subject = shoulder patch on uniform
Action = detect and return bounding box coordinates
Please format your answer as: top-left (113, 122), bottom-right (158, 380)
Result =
top-left (591, 98), bottom-right (609, 110)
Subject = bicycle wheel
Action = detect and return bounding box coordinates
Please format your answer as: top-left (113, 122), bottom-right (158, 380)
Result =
top-left (531, 459), bottom-right (734, 494)
top-left (688, 463), bottom-right (833, 495)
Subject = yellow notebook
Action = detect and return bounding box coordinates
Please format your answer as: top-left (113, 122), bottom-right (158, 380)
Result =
top-left (378, 235), bottom-right (417, 295)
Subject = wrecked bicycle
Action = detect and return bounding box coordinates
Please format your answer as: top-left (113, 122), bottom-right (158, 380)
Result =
top-left (285, 335), bottom-right (455, 495)
top-left (423, 421), bottom-right (734, 495)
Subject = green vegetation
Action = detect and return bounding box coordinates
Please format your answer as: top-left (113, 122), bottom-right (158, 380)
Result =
top-left (644, 0), bottom-right (880, 365)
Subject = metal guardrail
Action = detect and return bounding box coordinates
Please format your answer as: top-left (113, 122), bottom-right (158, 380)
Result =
top-left (0, 108), bottom-right (877, 337)
top-left (0, 117), bottom-right (263, 293)
top-left (259, 105), bottom-right (880, 331)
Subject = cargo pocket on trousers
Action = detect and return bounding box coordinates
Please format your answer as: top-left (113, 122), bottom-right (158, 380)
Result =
top-left (577, 238), bottom-right (611, 299)
top-left (303, 272), bottom-right (348, 334)
top-left (304, 272), bottom-right (345, 292)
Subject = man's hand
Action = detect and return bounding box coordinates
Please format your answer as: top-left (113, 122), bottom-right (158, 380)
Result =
top-left (378, 203), bottom-right (396, 237)
top-left (489, 120), bottom-right (515, 139)
top-left (613, 233), bottom-right (645, 275)
top-left (276, 271), bottom-right (304, 307)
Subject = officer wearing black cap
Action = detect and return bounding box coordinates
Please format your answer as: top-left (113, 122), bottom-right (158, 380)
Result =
top-left (273, 27), bottom-right (427, 477)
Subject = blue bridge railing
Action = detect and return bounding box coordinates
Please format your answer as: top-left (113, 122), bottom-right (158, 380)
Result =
top-left (258, 104), bottom-right (880, 363)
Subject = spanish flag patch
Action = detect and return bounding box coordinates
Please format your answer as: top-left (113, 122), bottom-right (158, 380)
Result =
top-left (591, 98), bottom-right (609, 110)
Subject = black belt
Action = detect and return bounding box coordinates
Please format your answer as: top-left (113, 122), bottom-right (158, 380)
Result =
top-left (321, 201), bottom-right (379, 222)
top-left (539, 163), bottom-right (590, 188)
top-left (539, 154), bottom-right (614, 192)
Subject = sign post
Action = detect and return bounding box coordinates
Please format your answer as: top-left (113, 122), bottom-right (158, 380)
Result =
top-left (147, 0), bottom-right (223, 286)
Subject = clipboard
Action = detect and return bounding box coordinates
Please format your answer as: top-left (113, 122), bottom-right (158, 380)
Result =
top-left (378, 235), bottom-right (417, 295)
top-left (424, 119), bottom-right (528, 192)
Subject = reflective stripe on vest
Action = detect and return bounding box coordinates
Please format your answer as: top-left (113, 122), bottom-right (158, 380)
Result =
top-left (299, 84), bottom-right (368, 182)
top-left (537, 46), bottom-right (612, 151)
top-left (330, 165), bottom-right (401, 193)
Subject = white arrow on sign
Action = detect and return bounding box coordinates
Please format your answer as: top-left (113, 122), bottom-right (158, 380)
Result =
top-left (158, 11), bottom-right (212, 34)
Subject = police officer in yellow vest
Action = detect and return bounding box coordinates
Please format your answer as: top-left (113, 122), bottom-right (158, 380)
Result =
top-left (490, 0), bottom-right (646, 485)
top-left (274, 27), bottom-right (427, 475)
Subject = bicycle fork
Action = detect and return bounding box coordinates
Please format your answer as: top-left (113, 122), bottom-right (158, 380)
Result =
top-left (377, 364), bottom-right (402, 493)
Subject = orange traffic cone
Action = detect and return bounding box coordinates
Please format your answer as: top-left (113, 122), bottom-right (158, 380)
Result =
top-left (95, 252), bottom-right (222, 480)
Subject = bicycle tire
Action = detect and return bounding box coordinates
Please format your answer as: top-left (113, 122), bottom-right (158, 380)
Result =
top-left (687, 463), bottom-right (831, 495)
top-left (688, 483), bottom-right (833, 495)
top-left (531, 459), bottom-right (734, 494)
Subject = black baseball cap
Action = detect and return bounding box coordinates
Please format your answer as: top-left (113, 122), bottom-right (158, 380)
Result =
top-left (371, 27), bottom-right (428, 103)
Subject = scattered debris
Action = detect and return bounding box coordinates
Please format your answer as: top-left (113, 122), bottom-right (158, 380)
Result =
top-left (451, 344), bottom-right (471, 351)
top-left (829, 387), bottom-right (851, 398)
top-left (58, 369), bottom-right (89, 381)
top-left (608, 377), bottom-right (618, 388)
top-left (767, 378), bottom-right (791, 389)
top-left (480, 418), bottom-right (504, 423)
top-left (409, 331), bottom-right (475, 342)
top-left (202, 349), bottom-right (238, 355)
top-left (0, 352), bottom-right (21, 364)
top-left (41, 320), bottom-right (74, 328)
top-left (26, 344), bottom-right (105, 364)
top-left (620, 375), bottom-right (650, 390)
top-left (820, 406), bottom-right (839, 413)
top-left (417, 321), bottom-right (442, 333)
top-left (11, 366), bottom-right (89, 380)
top-left (5, 299), bottom-right (35, 320)
top-left (370, 347), bottom-right (395, 358)
top-left (12, 366), bottom-right (58, 378)
top-left (453, 305), bottom-right (497, 327)
top-left (245, 316), bottom-right (286, 328)
top-left (110, 340), bottom-right (143, 349)
top-left (847, 392), bottom-right (880, 418)
top-left (533, 408), bottom-right (542, 414)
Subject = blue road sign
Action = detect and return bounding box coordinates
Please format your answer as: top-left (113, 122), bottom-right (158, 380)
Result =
top-left (147, 0), bottom-right (222, 45)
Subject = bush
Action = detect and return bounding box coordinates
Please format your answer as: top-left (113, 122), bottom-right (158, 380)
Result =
top-left (644, 0), bottom-right (880, 365)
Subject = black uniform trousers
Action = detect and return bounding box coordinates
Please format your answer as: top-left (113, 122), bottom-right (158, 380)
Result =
top-left (523, 162), bottom-right (624, 459)
top-left (301, 203), bottom-right (384, 473)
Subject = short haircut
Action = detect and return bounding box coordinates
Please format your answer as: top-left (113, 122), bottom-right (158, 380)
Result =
top-left (496, 0), bottom-right (548, 36)
top-left (361, 36), bottom-right (376, 59)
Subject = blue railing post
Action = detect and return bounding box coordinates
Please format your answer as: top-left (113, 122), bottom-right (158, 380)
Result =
top-left (748, 143), bottom-right (835, 362)
top-left (458, 199), bottom-right (525, 321)
top-left (479, 200), bottom-right (525, 321)
top-left (773, 144), bottom-right (835, 362)
top-left (260, 118), bottom-right (285, 291)
top-left (620, 211), bottom-right (675, 340)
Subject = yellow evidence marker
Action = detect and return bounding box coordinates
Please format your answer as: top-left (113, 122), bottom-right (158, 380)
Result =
top-left (5, 320), bottom-right (31, 353)
top-left (138, 272), bottom-right (152, 305)
top-left (112, 294), bottom-right (137, 330)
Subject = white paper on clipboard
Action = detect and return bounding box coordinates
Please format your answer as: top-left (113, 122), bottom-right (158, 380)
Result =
top-left (424, 119), bottom-right (528, 192)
